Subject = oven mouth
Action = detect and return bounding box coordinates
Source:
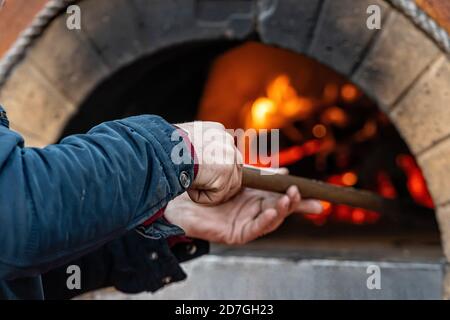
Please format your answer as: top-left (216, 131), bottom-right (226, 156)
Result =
top-left (59, 39), bottom-right (441, 255)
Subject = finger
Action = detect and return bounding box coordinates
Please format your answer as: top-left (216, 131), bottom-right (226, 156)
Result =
top-left (229, 164), bottom-right (243, 195)
top-left (286, 185), bottom-right (301, 212)
top-left (294, 199), bottom-right (323, 214)
top-left (262, 195), bottom-right (291, 234)
top-left (274, 167), bottom-right (289, 175)
top-left (243, 165), bottom-right (288, 176)
top-left (275, 194), bottom-right (291, 218)
top-left (187, 189), bottom-right (222, 205)
top-left (241, 208), bottom-right (278, 244)
top-left (260, 192), bottom-right (286, 211)
top-left (259, 194), bottom-right (291, 235)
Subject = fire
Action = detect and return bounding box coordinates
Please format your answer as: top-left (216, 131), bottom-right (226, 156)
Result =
top-left (197, 42), bottom-right (435, 226)
top-left (396, 154), bottom-right (434, 208)
top-left (377, 171), bottom-right (397, 199)
top-left (276, 140), bottom-right (322, 166)
top-left (342, 172), bottom-right (358, 186)
top-left (244, 73), bottom-right (433, 225)
top-left (251, 97), bottom-right (276, 128)
top-left (312, 124), bottom-right (327, 138)
top-left (246, 74), bottom-right (314, 130)
top-left (341, 84), bottom-right (359, 102)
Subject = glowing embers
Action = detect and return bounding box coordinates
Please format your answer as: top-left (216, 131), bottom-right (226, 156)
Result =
top-left (198, 42), bottom-right (434, 226)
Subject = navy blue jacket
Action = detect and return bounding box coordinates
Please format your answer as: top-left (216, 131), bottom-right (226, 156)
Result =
top-left (0, 105), bottom-right (207, 299)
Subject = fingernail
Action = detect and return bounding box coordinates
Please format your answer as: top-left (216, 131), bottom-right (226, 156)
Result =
top-left (312, 202), bottom-right (324, 214)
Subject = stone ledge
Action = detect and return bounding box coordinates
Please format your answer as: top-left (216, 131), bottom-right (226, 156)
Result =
top-left (79, 255), bottom-right (444, 300)
top-left (436, 204), bottom-right (450, 261)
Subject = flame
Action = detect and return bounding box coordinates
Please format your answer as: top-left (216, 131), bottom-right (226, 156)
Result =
top-left (377, 171), bottom-right (397, 199)
top-left (251, 98), bottom-right (277, 128)
top-left (197, 43), bottom-right (434, 226)
top-left (312, 124), bottom-right (327, 138)
top-left (396, 154), bottom-right (434, 208)
top-left (321, 106), bottom-right (348, 127)
top-left (341, 84), bottom-right (360, 102)
top-left (247, 74), bottom-right (313, 129)
top-left (342, 172), bottom-right (358, 186)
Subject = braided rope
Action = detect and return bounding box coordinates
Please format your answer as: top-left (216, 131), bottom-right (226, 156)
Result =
top-left (0, 0), bottom-right (77, 87)
top-left (388, 0), bottom-right (450, 53)
top-left (0, 0), bottom-right (448, 89)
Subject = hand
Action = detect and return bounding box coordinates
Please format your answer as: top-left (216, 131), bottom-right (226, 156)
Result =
top-left (165, 182), bottom-right (323, 245)
top-left (177, 121), bottom-right (242, 205)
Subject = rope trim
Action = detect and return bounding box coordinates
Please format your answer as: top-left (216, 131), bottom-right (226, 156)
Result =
top-left (0, 0), bottom-right (448, 89)
top-left (388, 0), bottom-right (450, 53)
top-left (0, 0), bottom-right (77, 87)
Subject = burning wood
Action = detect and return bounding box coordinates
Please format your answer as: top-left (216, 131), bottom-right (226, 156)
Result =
top-left (199, 42), bottom-right (435, 226)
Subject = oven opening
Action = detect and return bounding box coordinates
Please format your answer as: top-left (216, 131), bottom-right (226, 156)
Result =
top-left (61, 40), bottom-right (442, 261)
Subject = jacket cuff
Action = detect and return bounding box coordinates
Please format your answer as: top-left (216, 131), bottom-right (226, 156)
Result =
top-left (118, 115), bottom-right (196, 199)
top-left (0, 105), bottom-right (9, 128)
top-left (112, 233), bottom-right (208, 294)
top-left (137, 124), bottom-right (198, 236)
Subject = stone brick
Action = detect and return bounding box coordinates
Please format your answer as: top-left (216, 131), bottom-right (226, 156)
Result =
top-left (26, 15), bottom-right (110, 106)
top-left (436, 205), bottom-right (450, 262)
top-left (0, 62), bottom-right (75, 144)
top-left (79, 0), bottom-right (144, 69)
top-left (418, 137), bottom-right (450, 206)
top-left (352, 11), bottom-right (441, 109)
top-left (444, 264), bottom-right (450, 299)
top-left (308, 0), bottom-right (390, 76)
top-left (390, 55), bottom-right (450, 155)
top-left (131, 0), bottom-right (254, 54)
top-left (257, 0), bottom-right (322, 53)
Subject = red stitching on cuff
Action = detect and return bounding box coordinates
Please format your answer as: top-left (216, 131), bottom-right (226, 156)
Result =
top-left (167, 235), bottom-right (193, 247)
top-left (141, 207), bottom-right (165, 227)
top-left (175, 126), bottom-right (198, 179)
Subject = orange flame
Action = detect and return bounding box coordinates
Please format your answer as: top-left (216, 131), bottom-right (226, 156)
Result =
top-left (247, 74), bottom-right (313, 129)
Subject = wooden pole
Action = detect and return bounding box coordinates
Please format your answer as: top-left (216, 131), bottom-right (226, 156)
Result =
top-left (242, 166), bottom-right (434, 219)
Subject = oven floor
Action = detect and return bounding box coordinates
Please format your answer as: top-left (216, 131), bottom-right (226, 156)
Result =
top-left (210, 220), bottom-right (444, 263)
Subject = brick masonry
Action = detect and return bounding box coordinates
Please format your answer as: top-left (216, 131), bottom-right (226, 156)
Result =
top-left (308, 0), bottom-right (390, 76)
top-left (390, 55), bottom-right (450, 155)
top-left (1, 0), bottom-right (450, 297)
top-left (257, 0), bottom-right (322, 54)
top-left (418, 138), bottom-right (450, 207)
top-left (0, 61), bottom-right (75, 145)
top-left (437, 204), bottom-right (450, 260)
top-left (131, 0), bottom-right (254, 55)
top-left (78, 0), bottom-right (144, 69)
top-left (26, 16), bottom-right (111, 106)
top-left (352, 10), bottom-right (441, 110)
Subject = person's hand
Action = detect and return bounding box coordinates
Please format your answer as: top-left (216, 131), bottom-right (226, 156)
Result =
top-left (177, 121), bottom-right (242, 205)
top-left (164, 177), bottom-right (323, 245)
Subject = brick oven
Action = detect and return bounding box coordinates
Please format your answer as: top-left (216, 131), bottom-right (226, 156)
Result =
top-left (0, 0), bottom-right (449, 299)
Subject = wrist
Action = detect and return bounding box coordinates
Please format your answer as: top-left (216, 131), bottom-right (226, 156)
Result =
top-left (173, 124), bottom-right (199, 180)
top-left (164, 193), bottom-right (193, 237)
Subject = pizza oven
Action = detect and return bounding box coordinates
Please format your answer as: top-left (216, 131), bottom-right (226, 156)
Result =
top-left (0, 0), bottom-right (449, 299)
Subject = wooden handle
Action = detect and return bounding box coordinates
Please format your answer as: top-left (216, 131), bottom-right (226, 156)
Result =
top-left (242, 166), bottom-right (433, 219)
